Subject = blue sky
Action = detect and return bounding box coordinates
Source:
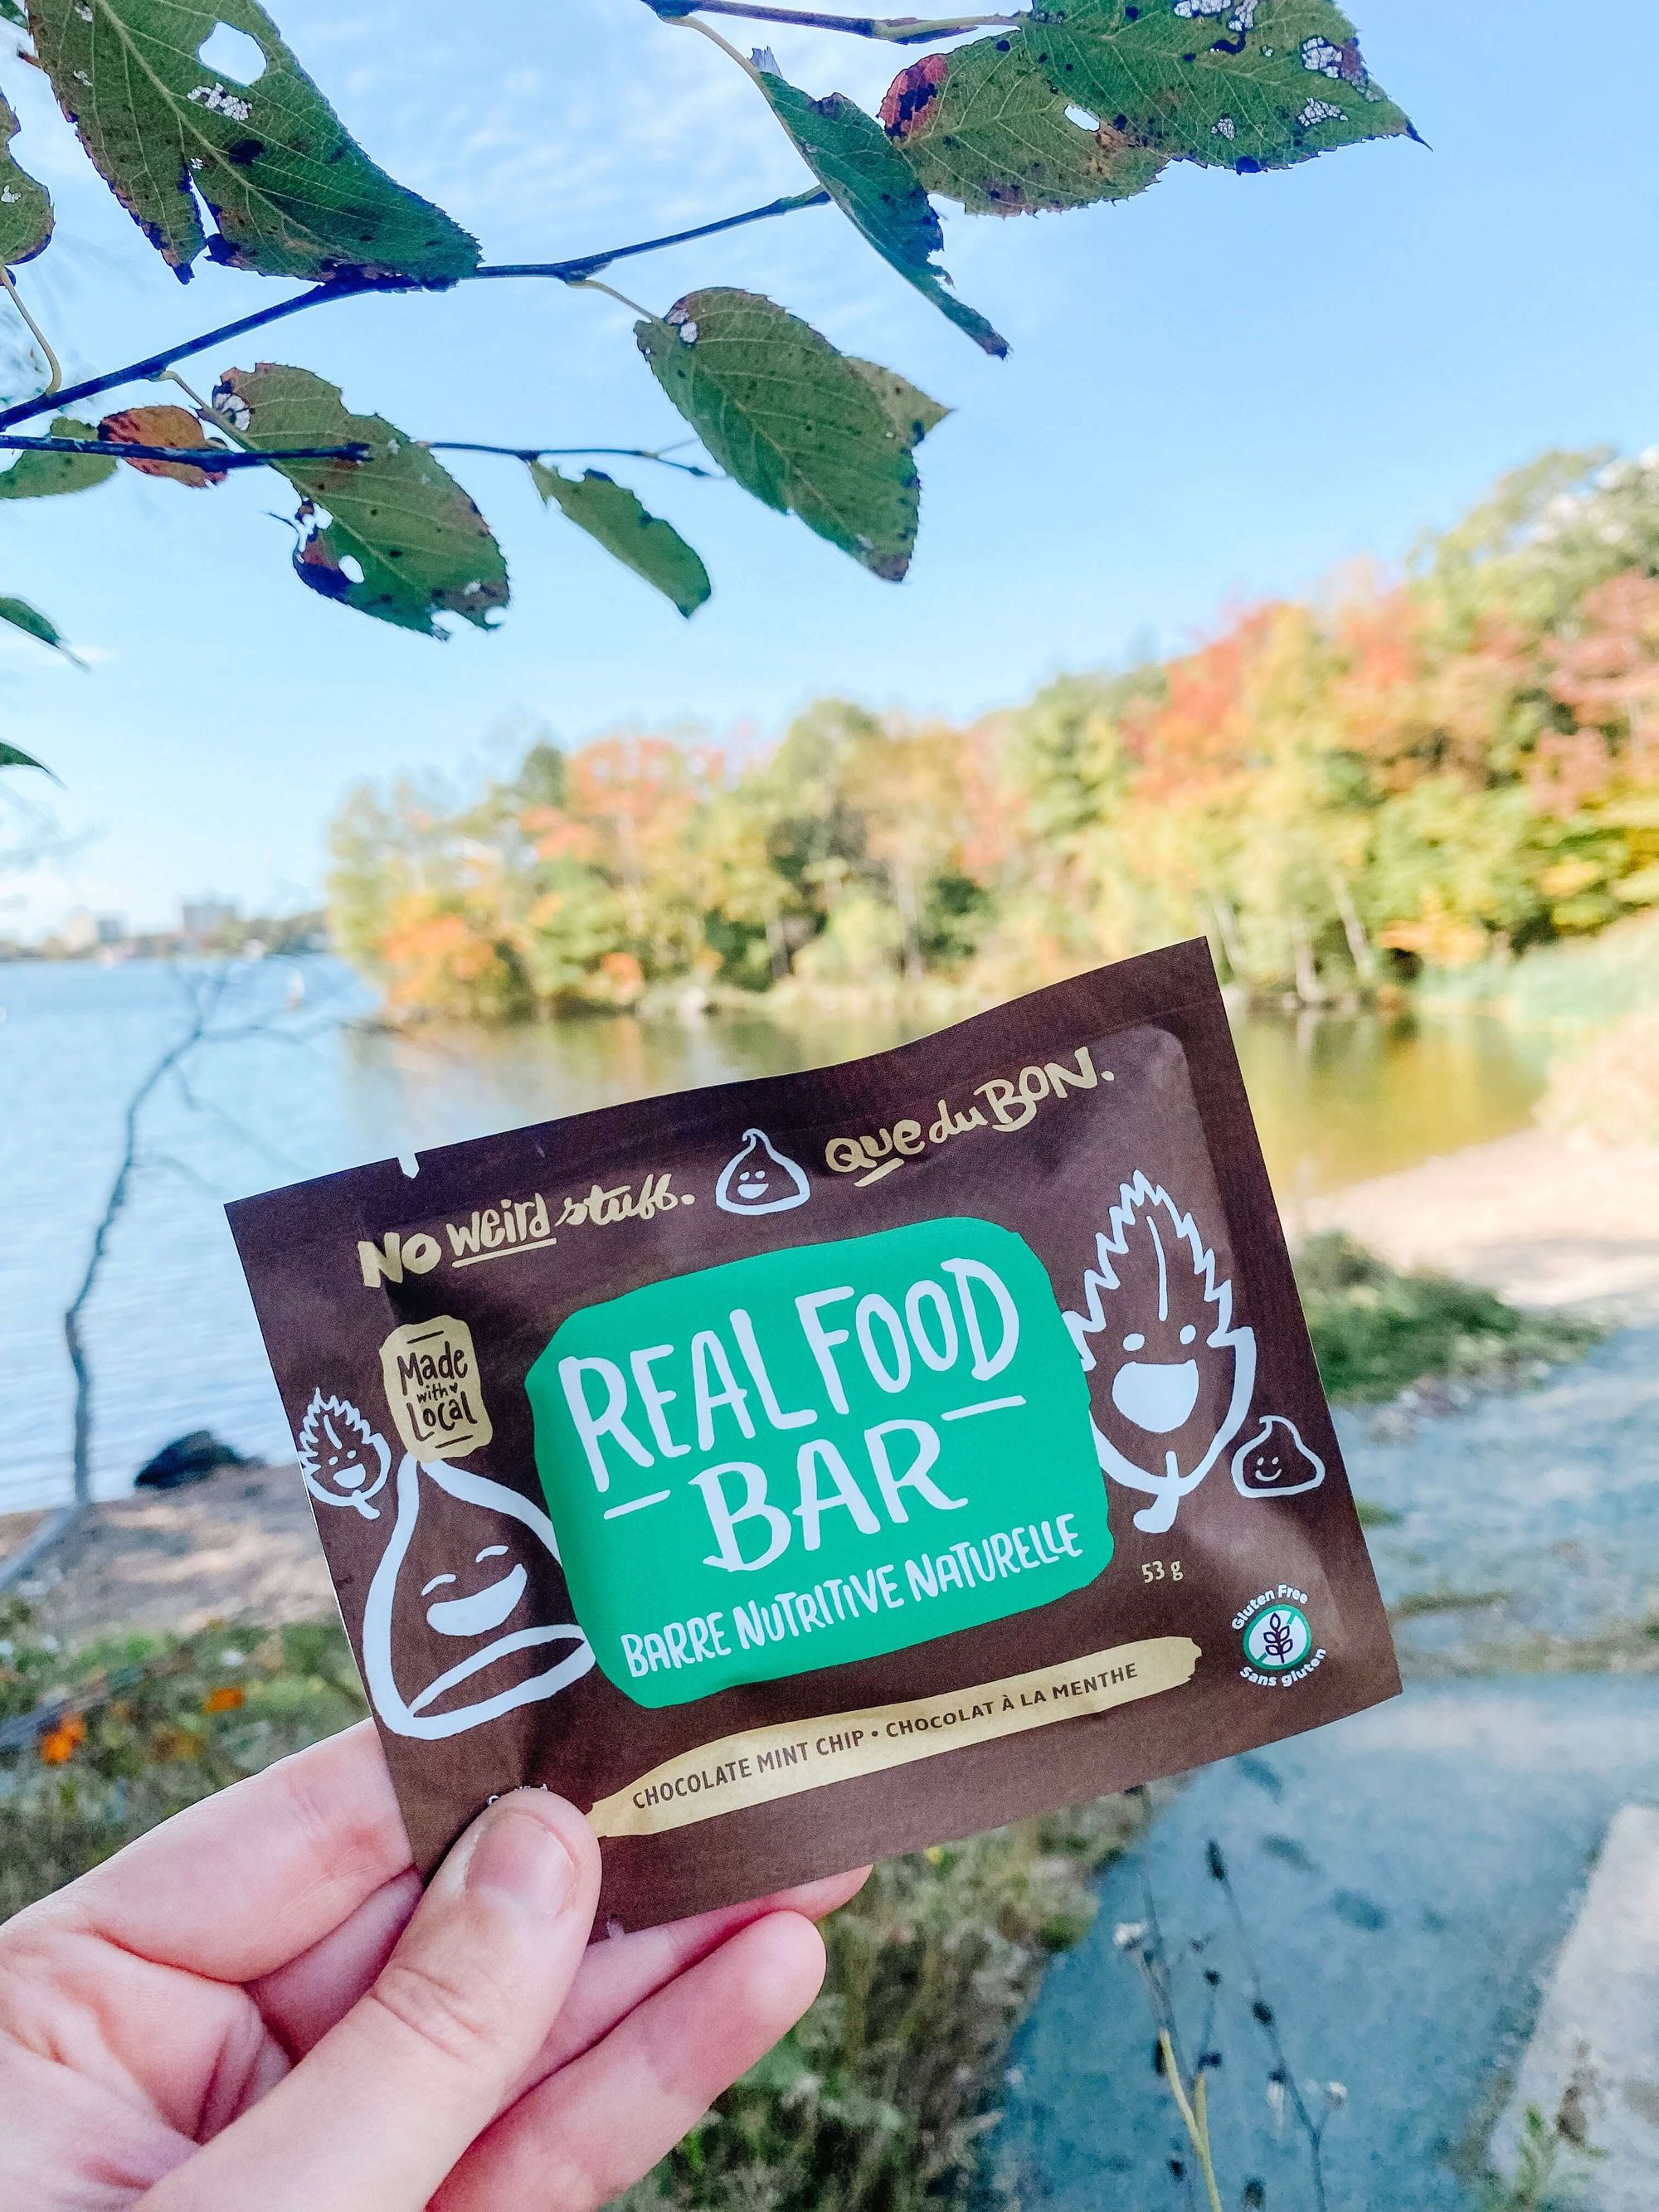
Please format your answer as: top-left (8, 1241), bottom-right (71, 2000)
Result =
top-left (3, 0), bottom-right (1658, 935)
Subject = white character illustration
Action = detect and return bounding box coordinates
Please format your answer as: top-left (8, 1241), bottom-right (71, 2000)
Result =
top-left (1063, 1173), bottom-right (1257, 1534)
top-left (298, 1389), bottom-right (391, 1519)
top-left (715, 1127), bottom-right (811, 1215)
top-left (362, 1455), bottom-right (595, 1740)
top-left (1232, 1413), bottom-right (1326, 1499)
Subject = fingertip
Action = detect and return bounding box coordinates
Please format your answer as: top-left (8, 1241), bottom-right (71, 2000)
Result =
top-left (741, 1909), bottom-right (830, 2024)
top-left (453, 1789), bottom-right (601, 1919)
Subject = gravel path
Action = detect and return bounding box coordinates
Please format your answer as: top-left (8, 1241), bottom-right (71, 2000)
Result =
top-left (1340, 1322), bottom-right (1659, 1665)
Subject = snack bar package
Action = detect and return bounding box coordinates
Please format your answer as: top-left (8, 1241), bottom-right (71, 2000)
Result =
top-left (228, 940), bottom-right (1399, 1930)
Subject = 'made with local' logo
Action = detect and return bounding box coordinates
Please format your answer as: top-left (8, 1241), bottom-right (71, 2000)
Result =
top-left (527, 1218), bottom-right (1111, 1708)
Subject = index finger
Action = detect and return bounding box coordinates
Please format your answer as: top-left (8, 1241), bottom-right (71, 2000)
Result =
top-left (41, 1720), bottom-right (411, 1981)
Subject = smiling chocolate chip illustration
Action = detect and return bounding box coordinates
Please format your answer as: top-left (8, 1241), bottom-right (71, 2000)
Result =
top-left (1232, 1413), bottom-right (1326, 1499)
top-left (714, 1126), bottom-right (811, 1216)
top-left (362, 1456), bottom-right (593, 1739)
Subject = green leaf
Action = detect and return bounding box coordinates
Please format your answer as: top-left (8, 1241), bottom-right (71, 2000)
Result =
top-left (528, 464), bottom-right (711, 619)
top-left (0, 737), bottom-right (58, 775)
top-left (1010, 0), bottom-right (1416, 177)
top-left (752, 67), bottom-right (1006, 357)
top-left (26, 0), bottom-right (479, 280)
top-left (213, 363), bottom-right (508, 636)
top-left (636, 289), bottom-right (943, 581)
top-left (0, 2), bottom-right (27, 28)
top-left (0, 91), bottom-right (52, 265)
top-left (881, 41), bottom-right (1167, 216)
top-left (0, 415), bottom-right (117, 499)
top-left (0, 593), bottom-right (78, 662)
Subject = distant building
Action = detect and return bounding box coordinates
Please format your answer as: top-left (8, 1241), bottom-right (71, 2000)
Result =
top-left (61, 908), bottom-right (125, 954)
top-left (180, 897), bottom-right (238, 949)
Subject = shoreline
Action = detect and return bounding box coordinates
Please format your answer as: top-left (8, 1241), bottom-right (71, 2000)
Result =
top-left (7, 1124), bottom-right (1657, 1646)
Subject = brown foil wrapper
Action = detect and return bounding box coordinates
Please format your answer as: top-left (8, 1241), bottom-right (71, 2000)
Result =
top-left (227, 941), bottom-right (1399, 1931)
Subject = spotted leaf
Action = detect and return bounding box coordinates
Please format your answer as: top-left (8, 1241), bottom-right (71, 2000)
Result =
top-left (636, 289), bottom-right (944, 581)
top-left (26, 0), bottom-right (478, 280)
top-left (882, 41), bottom-right (1166, 216)
top-left (528, 464), bottom-right (711, 619)
top-left (753, 68), bottom-right (1005, 355)
top-left (1006, 0), bottom-right (1414, 177)
top-left (99, 403), bottom-right (228, 485)
top-left (0, 91), bottom-right (52, 265)
top-left (212, 363), bottom-right (508, 637)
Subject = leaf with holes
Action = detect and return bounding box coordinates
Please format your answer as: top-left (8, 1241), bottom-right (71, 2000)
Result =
top-left (930, 1), bottom-right (1413, 182)
top-left (0, 594), bottom-right (78, 660)
top-left (26, 0), bottom-right (478, 280)
top-left (0, 416), bottom-right (117, 499)
top-left (528, 464), bottom-right (711, 619)
top-left (0, 92), bottom-right (52, 265)
top-left (752, 67), bottom-right (1005, 357)
top-left (99, 404), bottom-right (228, 485)
top-left (881, 42), bottom-right (1167, 216)
top-left (212, 363), bottom-right (508, 636)
top-left (636, 290), bottom-right (943, 581)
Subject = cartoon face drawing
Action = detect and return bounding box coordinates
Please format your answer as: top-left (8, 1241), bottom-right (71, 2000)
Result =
top-left (714, 1127), bottom-right (811, 1216)
top-left (1232, 1414), bottom-right (1326, 1499)
top-left (297, 1391), bottom-right (391, 1519)
top-left (362, 1456), bottom-right (594, 1739)
top-left (1063, 1173), bottom-right (1257, 1534)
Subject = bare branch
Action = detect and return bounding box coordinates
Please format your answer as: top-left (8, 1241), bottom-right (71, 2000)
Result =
top-left (0, 190), bottom-right (833, 435)
top-left (423, 441), bottom-right (718, 479)
top-left (0, 432), bottom-right (369, 468)
top-left (640, 0), bottom-right (1013, 42)
top-left (468, 187), bottom-right (830, 282)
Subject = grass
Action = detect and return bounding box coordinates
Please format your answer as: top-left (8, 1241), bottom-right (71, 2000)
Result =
top-left (1295, 1232), bottom-right (1603, 1405)
top-left (1389, 1587), bottom-right (1511, 1621)
top-left (0, 1601), bottom-right (366, 1920)
top-left (1354, 1498), bottom-right (1404, 1529)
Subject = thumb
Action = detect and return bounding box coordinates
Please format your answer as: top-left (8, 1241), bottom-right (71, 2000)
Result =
top-left (147, 1789), bottom-right (601, 2212)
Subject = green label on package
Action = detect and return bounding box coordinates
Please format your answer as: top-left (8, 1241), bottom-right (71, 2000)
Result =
top-left (526, 1217), bottom-right (1111, 1707)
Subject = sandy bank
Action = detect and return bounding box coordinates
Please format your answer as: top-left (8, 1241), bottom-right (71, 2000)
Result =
top-left (1298, 1126), bottom-right (1659, 1323)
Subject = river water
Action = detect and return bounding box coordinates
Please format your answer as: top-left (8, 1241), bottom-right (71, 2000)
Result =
top-left (0, 956), bottom-right (1549, 1513)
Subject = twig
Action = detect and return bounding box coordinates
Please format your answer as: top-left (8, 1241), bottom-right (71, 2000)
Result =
top-left (1157, 2033), bottom-right (1225, 2212)
top-left (0, 268), bottom-right (61, 398)
top-left (0, 190), bottom-right (832, 434)
top-left (465, 187), bottom-right (829, 282)
top-left (0, 433), bottom-right (369, 468)
top-left (421, 441), bottom-right (718, 479)
top-left (1208, 1840), bottom-right (1332, 2212)
top-left (641, 0), bottom-right (1014, 43)
top-left (573, 276), bottom-right (662, 321)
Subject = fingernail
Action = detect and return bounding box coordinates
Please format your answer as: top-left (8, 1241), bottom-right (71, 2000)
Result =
top-left (465, 1801), bottom-right (575, 1915)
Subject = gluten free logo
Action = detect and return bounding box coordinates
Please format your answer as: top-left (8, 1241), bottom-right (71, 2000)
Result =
top-left (1235, 1583), bottom-right (1325, 1686)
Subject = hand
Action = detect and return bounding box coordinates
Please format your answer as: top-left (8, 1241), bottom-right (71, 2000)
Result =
top-left (0, 1720), bottom-right (867, 2210)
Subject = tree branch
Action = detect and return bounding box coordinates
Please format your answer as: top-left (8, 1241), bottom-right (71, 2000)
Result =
top-left (641, 0), bottom-right (1013, 43)
top-left (467, 187), bottom-right (829, 281)
top-left (0, 433), bottom-right (369, 468)
top-left (0, 189), bottom-right (834, 435)
top-left (423, 441), bottom-right (718, 479)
